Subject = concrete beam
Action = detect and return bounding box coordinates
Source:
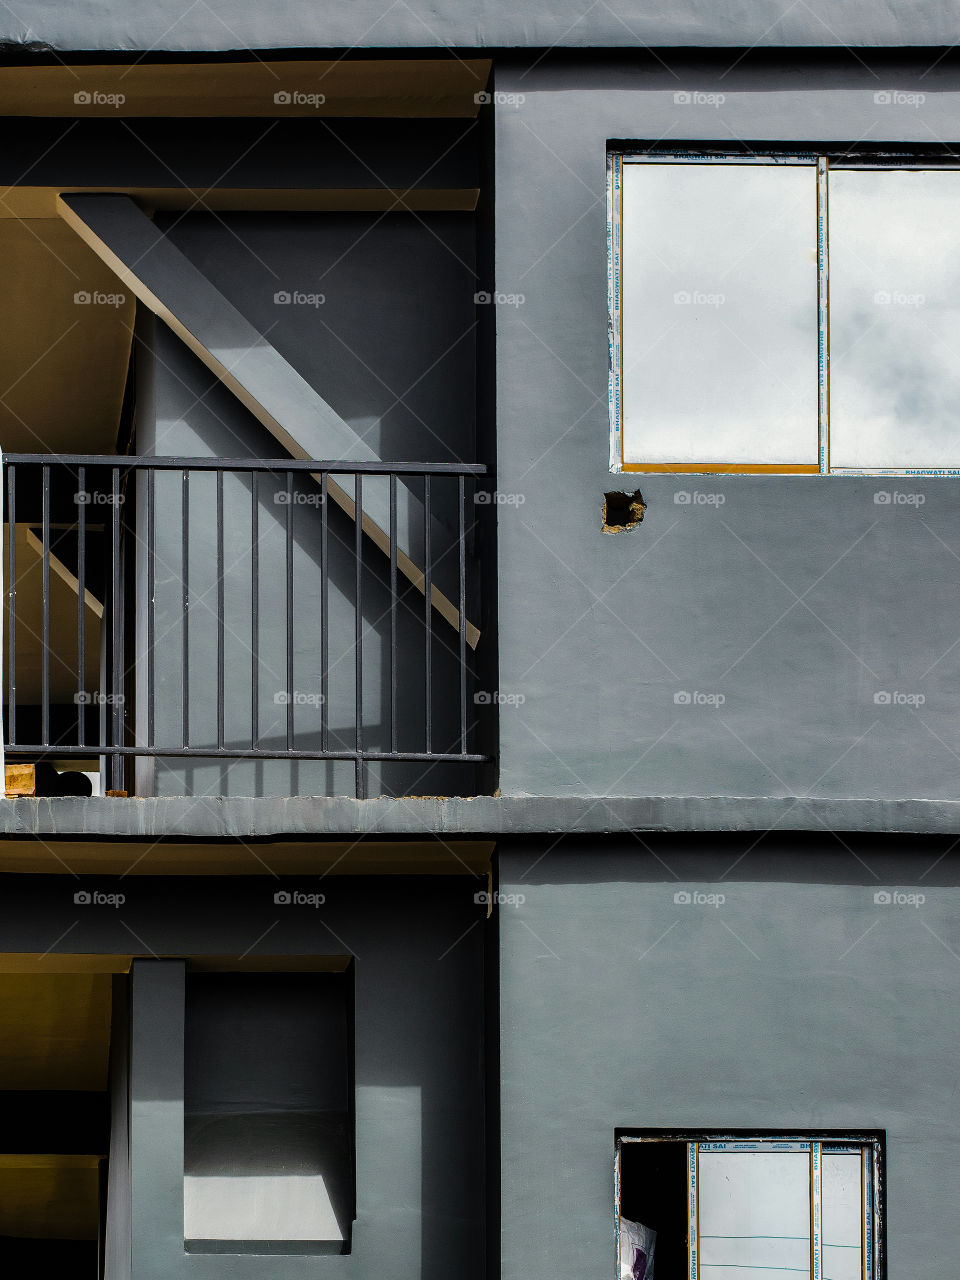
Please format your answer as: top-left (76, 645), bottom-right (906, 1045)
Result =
top-left (1, 795), bottom-right (960, 842)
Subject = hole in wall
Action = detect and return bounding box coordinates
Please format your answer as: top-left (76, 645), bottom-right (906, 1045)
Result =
top-left (602, 489), bottom-right (646, 534)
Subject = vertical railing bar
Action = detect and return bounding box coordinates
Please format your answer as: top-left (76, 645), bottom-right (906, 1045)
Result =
top-left (389, 473), bottom-right (398, 755)
top-left (251, 472), bottom-right (259, 749)
top-left (110, 466), bottom-right (122, 787)
top-left (354, 474), bottom-right (363, 799)
top-left (6, 464), bottom-right (15, 746)
top-left (146, 469), bottom-right (155, 749)
top-left (285, 470), bottom-right (294, 753)
top-left (77, 466), bottom-right (86, 749)
top-left (320, 473), bottom-right (329, 754)
top-left (216, 469), bottom-right (225, 752)
top-left (458, 475), bottom-right (467, 756)
top-left (817, 155), bottom-right (830, 475)
top-left (41, 464), bottom-right (50, 748)
top-left (181, 470), bottom-right (190, 749)
top-left (423, 474), bottom-right (432, 756)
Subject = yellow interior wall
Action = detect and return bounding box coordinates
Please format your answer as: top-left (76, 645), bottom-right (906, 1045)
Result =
top-left (0, 971), bottom-right (112, 1090)
top-left (0, 1156), bottom-right (101, 1239)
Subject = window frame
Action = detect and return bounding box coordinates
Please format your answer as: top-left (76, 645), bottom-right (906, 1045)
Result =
top-left (607, 144), bottom-right (960, 476)
top-left (615, 1127), bottom-right (885, 1280)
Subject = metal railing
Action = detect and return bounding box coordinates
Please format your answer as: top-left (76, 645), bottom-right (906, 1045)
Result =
top-left (3, 454), bottom-right (489, 798)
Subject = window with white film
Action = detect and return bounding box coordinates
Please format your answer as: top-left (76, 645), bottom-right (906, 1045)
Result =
top-left (616, 1132), bottom-right (882, 1280)
top-left (608, 149), bottom-right (960, 475)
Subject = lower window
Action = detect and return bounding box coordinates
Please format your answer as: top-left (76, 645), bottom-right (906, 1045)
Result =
top-left (617, 1130), bottom-right (883, 1280)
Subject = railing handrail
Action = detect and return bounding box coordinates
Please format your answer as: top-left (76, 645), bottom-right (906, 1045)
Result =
top-left (3, 454), bottom-right (488, 476)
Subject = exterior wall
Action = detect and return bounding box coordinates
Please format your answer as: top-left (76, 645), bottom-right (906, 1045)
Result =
top-left (133, 205), bottom-right (481, 797)
top-left (0, 873), bottom-right (487, 1280)
top-left (498, 837), bottom-right (960, 1280)
top-left (0, 3), bottom-right (957, 51)
top-left (493, 58), bottom-right (960, 802)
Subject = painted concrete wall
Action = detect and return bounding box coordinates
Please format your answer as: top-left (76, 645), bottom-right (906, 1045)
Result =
top-left (0, 873), bottom-right (487, 1280)
top-left (134, 206), bottom-right (482, 797)
top-left (498, 838), bottom-right (960, 1280)
top-left (0, 2), bottom-right (958, 52)
top-left (493, 58), bottom-right (960, 803)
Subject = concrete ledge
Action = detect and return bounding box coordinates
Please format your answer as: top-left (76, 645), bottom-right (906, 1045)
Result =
top-left (2, 795), bottom-right (960, 840)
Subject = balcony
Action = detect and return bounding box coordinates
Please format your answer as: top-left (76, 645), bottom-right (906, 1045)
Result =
top-left (2, 454), bottom-right (490, 800)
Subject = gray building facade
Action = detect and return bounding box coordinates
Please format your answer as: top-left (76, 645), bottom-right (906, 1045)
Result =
top-left (0, 5), bottom-right (957, 1278)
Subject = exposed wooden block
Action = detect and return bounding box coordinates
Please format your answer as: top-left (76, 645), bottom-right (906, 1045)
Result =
top-left (5, 763), bottom-right (35, 797)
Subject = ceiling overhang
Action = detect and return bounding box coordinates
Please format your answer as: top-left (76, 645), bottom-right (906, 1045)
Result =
top-left (0, 59), bottom-right (492, 118)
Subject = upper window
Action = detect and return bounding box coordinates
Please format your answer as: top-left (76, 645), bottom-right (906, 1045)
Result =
top-left (608, 149), bottom-right (960, 474)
